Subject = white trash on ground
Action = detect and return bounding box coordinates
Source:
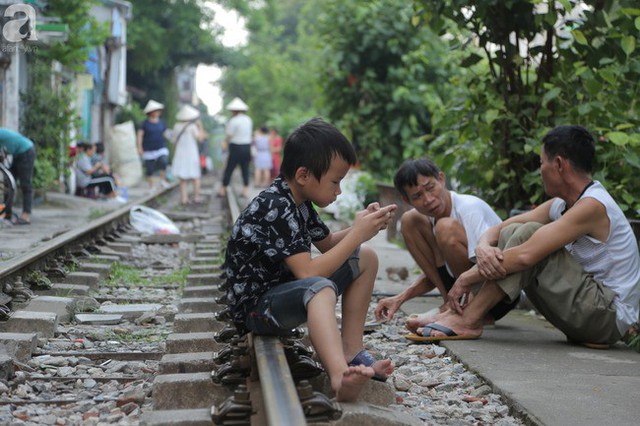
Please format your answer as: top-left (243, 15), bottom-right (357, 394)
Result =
top-left (129, 205), bottom-right (179, 235)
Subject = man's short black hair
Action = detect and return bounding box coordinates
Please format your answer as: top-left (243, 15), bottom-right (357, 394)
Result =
top-left (280, 118), bottom-right (357, 180)
top-left (542, 125), bottom-right (595, 173)
top-left (393, 158), bottom-right (441, 198)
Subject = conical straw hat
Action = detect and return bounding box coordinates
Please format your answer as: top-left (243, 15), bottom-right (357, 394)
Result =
top-left (176, 105), bottom-right (200, 121)
top-left (226, 97), bottom-right (249, 111)
top-left (143, 99), bottom-right (165, 114)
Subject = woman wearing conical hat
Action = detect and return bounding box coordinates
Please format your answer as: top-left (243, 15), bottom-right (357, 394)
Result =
top-left (171, 105), bottom-right (206, 205)
top-left (137, 100), bottom-right (171, 188)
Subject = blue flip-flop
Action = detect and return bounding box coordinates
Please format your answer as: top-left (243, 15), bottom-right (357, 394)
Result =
top-left (348, 349), bottom-right (388, 382)
top-left (405, 322), bottom-right (479, 342)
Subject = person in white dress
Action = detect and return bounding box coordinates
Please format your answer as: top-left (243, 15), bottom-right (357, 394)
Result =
top-left (172, 105), bottom-right (206, 205)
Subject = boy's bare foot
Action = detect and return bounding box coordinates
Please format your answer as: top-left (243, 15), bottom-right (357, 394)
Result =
top-left (335, 365), bottom-right (374, 402)
top-left (371, 358), bottom-right (394, 379)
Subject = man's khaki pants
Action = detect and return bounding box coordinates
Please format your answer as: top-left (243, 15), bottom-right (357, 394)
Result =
top-left (496, 222), bottom-right (621, 344)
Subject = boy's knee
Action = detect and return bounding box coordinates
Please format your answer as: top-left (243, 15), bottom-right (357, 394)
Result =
top-left (357, 244), bottom-right (377, 270)
top-left (304, 280), bottom-right (338, 306)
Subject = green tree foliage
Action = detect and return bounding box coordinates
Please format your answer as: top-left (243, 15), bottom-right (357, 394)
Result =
top-left (415, 0), bottom-right (640, 217)
top-left (127, 0), bottom-right (227, 114)
top-left (218, 0), bottom-right (325, 134)
top-left (21, 60), bottom-right (77, 190)
top-left (552, 2), bottom-right (640, 216)
top-left (21, 0), bottom-right (105, 190)
top-left (38, 0), bottom-right (109, 70)
top-left (317, 0), bottom-right (452, 178)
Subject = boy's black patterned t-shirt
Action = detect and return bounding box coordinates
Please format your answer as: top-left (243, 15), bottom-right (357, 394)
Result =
top-left (223, 176), bottom-right (330, 333)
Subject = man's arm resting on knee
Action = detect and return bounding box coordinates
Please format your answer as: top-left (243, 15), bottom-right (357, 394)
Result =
top-left (450, 198), bottom-right (607, 313)
top-left (475, 201), bottom-right (553, 279)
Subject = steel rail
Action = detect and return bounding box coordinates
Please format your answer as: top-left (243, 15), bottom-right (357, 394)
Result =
top-left (226, 187), bottom-right (307, 425)
top-left (0, 187), bottom-right (172, 281)
top-left (253, 336), bottom-right (307, 425)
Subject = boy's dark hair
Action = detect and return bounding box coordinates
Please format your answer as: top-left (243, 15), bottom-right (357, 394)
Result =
top-left (393, 158), bottom-right (441, 198)
top-left (260, 126), bottom-right (268, 133)
top-left (95, 142), bottom-right (105, 154)
top-left (280, 118), bottom-right (357, 180)
top-left (542, 125), bottom-right (595, 173)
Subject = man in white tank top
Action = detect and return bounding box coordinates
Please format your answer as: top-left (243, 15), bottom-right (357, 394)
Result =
top-left (374, 158), bottom-right (519, 332)
top-left (415, 125), bottom-right (640, 350)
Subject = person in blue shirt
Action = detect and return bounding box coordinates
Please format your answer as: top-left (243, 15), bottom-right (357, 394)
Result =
top-left (0, 128), bottom-right (35, 225)
top-left (137, 100), bottom-right (170, 188)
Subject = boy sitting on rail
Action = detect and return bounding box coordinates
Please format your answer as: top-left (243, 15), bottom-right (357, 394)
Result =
top-left (223, 118), bottom-right (396, 402)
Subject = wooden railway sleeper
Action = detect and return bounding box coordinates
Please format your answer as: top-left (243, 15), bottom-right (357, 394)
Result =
top-left (211, 384), bottom-right (253, 425)
top-left (297, 380), bottom-right (342, 422)
top-left (211, 353), bottom-right (251, 385)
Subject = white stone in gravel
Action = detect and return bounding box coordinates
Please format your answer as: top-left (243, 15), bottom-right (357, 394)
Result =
top-left (393, 374), bottom-right (412, 391)
top-left (57, 367), bottom-right (76, 377)
top-left (432, 345), bottom-right (447, 356)
top-left (15, 383), bottom-right (31, 397)
top-left (471, 384), bottom-right (493, 397)
top-left (77, 357), bottom-right (92, 365)
top-left (83, 378), bottom-right (98, 389)
top-left (13, 371), bottom-right (26, 384)
top-left (0, 382), bottom-right (8, 394)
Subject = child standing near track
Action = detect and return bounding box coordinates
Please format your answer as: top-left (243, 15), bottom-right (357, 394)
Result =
top-left (223, 118), bottom-right (396, 401)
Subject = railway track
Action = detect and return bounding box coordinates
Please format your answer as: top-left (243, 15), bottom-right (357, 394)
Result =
top-left (0, 177), bottom-right (529, 426)
top-left (0, 179), bottom-right (383, 425)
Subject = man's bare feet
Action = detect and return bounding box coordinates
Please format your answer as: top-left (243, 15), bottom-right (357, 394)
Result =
top-left (415, 311), bottom-right (483, 339)
top-left (406, 308), bottom-right (495, 334)
top-left (335, 365), bottom-right (374, 402)
top-left (405, 307), bottom-right (443, 333)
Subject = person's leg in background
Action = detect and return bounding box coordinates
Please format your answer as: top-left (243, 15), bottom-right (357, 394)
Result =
top-left (158, 154), bottom-right (169, 186)
top-left (144, 159), bottom-right (155, 188)
top-left (238, 144), bottom-right (251, 198)
top-left (10, 147), bottom-right (35, 224)
top-left (219, 144), bottom-right (240, 197)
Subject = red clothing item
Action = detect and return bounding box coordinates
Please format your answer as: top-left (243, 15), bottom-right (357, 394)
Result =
top-left (269, 135), bottom-right (283, 177)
